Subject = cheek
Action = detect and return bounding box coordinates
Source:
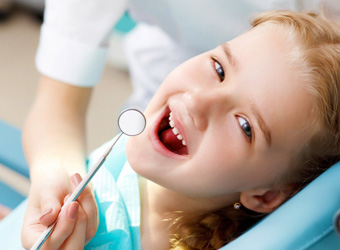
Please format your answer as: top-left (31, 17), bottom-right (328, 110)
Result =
top-left (126, 137), bottom-right (138, 169)
top-left (189, 132), bottom-right (247, 191)
top-left (126, 134), bottom-right (150, 176)
top-left (126, 124), bottom-right (166, 181)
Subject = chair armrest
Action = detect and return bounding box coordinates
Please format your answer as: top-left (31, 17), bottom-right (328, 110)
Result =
top-left (0, 120), bottom-right (29, 178)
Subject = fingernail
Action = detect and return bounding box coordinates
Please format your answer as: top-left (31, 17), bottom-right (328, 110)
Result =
top-left (39, 208), bottom-right (53, 222)
top-left (71, 173), bottom-right (82, 186)
top-left (67, 202), bottom-right (79, 220)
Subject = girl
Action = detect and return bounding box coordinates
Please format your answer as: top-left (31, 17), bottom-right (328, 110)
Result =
top-left (20, 10), bottom-right (340, 249)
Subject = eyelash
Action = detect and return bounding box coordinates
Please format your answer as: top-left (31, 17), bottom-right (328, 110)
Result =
top-left (237, 116), bottom-right (253, 142)
top-left (212, 58), bottom-right (225, 82)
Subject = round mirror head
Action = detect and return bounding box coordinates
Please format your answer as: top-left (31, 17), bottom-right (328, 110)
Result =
top-left (118, 109), bottom-right (146, 136)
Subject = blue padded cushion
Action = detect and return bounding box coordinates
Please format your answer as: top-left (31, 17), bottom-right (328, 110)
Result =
top-left (0, 182), bottom-right (26, 209)
top-left (0, 120), bottom-right (29, 208)
top-left (0, 120), bottom-right (29, 178)
top-left (221, 162), bottom-right (340, 250)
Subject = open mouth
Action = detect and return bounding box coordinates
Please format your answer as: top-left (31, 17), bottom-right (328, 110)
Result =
top-left (157, 107), bottom-right (189, 155)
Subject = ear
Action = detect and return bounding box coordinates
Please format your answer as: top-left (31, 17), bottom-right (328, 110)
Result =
top-left (240, 187), bottom-right (291, 214)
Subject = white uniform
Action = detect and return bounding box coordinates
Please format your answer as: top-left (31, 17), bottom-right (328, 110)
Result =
top-left (36, 0), bottom-right (340, 109)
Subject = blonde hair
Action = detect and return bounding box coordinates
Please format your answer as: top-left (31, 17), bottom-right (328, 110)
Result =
top-left (170, 11), bottom-right (340, 250)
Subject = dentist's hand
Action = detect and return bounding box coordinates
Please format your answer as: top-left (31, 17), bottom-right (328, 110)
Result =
top-left (21, 76), bottom-right (95, 249)
top-left (21, 171), bottom-right (98, 249)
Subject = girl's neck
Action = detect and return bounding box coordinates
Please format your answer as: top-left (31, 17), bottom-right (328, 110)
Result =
top-left (139, 178), bottom-right (238, 249)
top-left (140, 178), bottom-right (172, 250)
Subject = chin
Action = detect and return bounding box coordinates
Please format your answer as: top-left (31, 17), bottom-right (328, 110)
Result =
top-left (126, 133), bottom-right (152, 178)
top-left (126, 136), bottom-right (139, 170)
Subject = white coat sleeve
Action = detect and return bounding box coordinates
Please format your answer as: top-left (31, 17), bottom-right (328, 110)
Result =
top-left (36, 0), bottom-right (128, 87)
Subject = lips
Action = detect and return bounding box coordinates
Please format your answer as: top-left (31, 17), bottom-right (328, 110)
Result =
top-left (156, 107), bottom-right (189, 156)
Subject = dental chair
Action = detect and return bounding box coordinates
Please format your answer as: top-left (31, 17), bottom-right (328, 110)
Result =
top-left (221, 161), bottom-right (340, 250)
top-left (0, 120), bottom-right (29, 209)
top-left (1, 119), bottom-right (340, 249)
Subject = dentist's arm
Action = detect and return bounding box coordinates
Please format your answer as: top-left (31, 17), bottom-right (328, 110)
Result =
top-left (21, 0), bottom-right (128, 247)
top-left (21, 76), bottom-right (98, 248)
top-left (23, 76), bottom-right (91, 177)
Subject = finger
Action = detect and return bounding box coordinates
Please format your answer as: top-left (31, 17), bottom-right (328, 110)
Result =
top-left (39, 195), bottom-right (62, 226)
top-left (21, 199), bottom-right (54, 249)
top-left (71, 173), bottom-right (99, 242)
top-left (60, 203), bottom-right (87, 249)
top-left (42, 202), bottom-right (79, 250)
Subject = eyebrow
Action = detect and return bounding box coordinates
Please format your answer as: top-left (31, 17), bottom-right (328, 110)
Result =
top-left (221, 43), bottom-right (236, 68)
top-left (251, 103), bottom-right (272, 146)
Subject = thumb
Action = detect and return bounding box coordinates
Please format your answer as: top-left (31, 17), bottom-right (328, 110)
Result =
top-left (39, 197), bottom-right (62, 226)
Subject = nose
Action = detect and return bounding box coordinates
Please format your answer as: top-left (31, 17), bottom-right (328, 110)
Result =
top-left (183, 88), bottom-right (230, 131)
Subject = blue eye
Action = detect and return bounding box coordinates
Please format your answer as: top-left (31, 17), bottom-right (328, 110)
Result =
top-left (214, 61), bottom-right (225, 81)
top-left (237, 117), bottom-right (252, 139)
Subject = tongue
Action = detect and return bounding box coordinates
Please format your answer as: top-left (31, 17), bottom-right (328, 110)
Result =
top-left (159, 128), bottom-right (188, 155)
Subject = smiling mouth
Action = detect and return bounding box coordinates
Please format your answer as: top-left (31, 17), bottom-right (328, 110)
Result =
top-left (157, 107), bottom-right (189, 155)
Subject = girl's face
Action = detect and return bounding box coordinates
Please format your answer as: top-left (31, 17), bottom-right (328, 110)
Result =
top-left (127, 24), bottom-right (316, 198)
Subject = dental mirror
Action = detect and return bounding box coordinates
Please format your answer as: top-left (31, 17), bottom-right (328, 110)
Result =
top-left (118, 108), bottom-right (146, 136)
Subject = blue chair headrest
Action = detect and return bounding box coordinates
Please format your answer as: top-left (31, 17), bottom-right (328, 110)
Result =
top-left (221, 162), bottom-right (340, 250)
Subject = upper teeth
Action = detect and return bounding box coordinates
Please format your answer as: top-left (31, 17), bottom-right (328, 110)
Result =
top-left (169, 112), bottom-right (186, 146)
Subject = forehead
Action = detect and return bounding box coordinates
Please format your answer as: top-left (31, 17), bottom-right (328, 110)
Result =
top-left (229, 24), bottom-right (316, 149)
